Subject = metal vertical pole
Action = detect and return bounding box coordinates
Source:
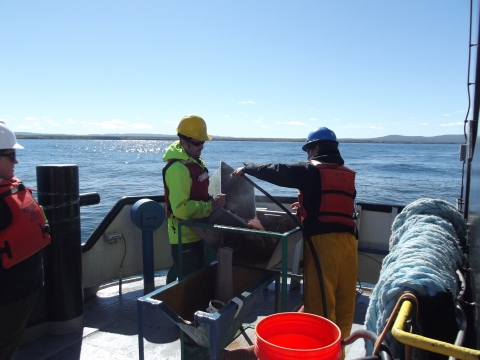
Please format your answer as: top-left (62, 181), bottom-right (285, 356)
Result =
top-left (464, 8), bottom-right (480, 220)
top-left (178, 223), bottom-right (183, 280)
top-left (281, 234), bottom-right (288, 311)
top-left (137, 300), bottom-right (145, 360)
top-left (142, 231), bottom-right (155, 295)
top-left (130, 199), bottom-right (164, 295)
top-left (275, 272), bottom-right (280, 313)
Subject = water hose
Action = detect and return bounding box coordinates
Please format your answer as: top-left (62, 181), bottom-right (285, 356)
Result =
top-left (342, 329), bottom-right (393, 360)
top-left (236, 173), bottom-right (328, 319)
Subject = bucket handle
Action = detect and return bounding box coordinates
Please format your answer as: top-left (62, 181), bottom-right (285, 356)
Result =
top-left (230, 297), bottom-right (243, 319)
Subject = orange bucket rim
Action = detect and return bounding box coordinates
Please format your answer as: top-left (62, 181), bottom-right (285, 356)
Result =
top-left (255, 312), bottom-right (342, 352)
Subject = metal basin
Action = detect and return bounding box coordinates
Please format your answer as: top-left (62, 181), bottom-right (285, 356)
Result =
top-left (138, 264), bottom-right (278, 359)
top-left (190, 210), bottom-right (302, 269)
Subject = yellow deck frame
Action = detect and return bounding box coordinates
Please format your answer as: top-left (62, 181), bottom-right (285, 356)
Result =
top-left (392, 300), bottom-right (480, 360)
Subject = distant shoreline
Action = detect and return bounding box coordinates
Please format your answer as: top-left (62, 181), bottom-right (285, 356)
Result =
top-left (15, 133), bottom-right (465, 144)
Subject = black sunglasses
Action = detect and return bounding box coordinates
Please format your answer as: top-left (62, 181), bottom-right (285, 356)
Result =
top-left (0, 152), bottom-right (16, 162)
top-left (188, 139), bottom-right (205, 147)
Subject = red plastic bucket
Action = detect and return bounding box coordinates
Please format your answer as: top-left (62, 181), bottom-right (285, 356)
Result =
top-left (254, 312), bottom-right (341, 360)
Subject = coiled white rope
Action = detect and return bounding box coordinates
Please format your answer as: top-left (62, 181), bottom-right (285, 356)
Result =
top-left (364, 198), bottom-right (466, 357)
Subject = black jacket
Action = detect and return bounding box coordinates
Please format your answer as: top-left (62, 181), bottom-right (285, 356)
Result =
top-left (242, 147), bottom-right (356, 236)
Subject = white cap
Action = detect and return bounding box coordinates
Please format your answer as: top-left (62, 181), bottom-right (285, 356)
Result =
top-left (0, 121), bottom-right (24, 150)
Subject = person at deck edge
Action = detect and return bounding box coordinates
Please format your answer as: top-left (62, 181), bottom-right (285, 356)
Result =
top-left (0, 121), bottom-right (50, 360)
top-left (162, 115), bottom-right (226, 278)
top-left (234, 127), bottom-right (358, 340)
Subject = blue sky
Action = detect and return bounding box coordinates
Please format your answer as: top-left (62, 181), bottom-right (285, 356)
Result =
top-left (0, 1), bottom-right (475, 139)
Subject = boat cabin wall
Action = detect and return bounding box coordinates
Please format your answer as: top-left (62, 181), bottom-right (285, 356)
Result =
top-left (80, 194), bottom-right (396, 297)
top-left (355, 202), bottom-right (402, 285)
top-left (82, 201), bottom-right (172, 291)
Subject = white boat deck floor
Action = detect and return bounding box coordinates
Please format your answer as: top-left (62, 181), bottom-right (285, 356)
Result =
top-left (15, 271), bottom-right (370, 360)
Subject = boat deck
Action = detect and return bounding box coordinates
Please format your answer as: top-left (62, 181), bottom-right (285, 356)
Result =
top-left (16, 271), bottom-right (371, 360)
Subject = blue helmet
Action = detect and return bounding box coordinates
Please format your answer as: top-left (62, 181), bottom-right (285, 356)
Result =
top-left (302, 127), bottom-right (337, 152)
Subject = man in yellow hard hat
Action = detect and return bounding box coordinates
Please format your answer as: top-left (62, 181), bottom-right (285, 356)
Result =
top-left (162, 115), bottom-right (226, 279)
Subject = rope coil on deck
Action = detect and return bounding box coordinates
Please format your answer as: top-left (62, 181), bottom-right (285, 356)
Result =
top-left (364, 198), bottom-right (466, 357)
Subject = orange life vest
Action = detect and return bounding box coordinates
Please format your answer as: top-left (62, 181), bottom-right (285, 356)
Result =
top-left (0, 177), bottom-right (51, 269)
top-left (297, 161), bottom-right (356, 228)
top-left (162, 160), bottom-right (209, 218)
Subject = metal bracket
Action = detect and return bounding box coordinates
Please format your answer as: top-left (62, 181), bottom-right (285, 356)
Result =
top-left (104, 232), bottom-right (123, 244)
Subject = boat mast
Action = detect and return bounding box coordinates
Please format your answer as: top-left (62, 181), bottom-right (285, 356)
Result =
top-left (463, 5), bottom-right (480, 220)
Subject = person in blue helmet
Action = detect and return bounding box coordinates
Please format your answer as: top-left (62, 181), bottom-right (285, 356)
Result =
top-left (234, 127), bottom-right (358, 342)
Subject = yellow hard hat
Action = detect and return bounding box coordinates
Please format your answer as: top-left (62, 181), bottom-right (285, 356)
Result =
top-left (176, 114), bottom-right (212, 141)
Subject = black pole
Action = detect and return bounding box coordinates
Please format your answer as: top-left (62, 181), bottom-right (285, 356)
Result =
top-left (36, 164), bottom-right (84, 334)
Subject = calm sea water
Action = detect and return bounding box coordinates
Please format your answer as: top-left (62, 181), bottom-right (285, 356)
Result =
top-left (13, 139), bottom-right (463, 242)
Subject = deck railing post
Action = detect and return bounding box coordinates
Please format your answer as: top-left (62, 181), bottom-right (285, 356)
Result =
top-left (130, 199), bottom-right (165, 295)
top-left (36, 164), bottom-right (84, 335)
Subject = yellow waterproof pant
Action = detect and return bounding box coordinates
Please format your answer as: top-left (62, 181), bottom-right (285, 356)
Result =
top-left (304, 232), bottom-right (358, 340)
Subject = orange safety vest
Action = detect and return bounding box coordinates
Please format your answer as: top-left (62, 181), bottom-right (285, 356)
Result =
top-left (297, 161), bottom-right (356, 228)
top-left (0, 178), bottom-right (51, 269)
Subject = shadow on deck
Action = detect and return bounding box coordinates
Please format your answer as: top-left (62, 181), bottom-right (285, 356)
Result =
top-left (16, 274), bottom-right (370, 360)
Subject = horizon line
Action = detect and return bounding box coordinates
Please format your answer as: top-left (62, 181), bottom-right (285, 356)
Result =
top-left (15, 133), bottom-right (465, 144)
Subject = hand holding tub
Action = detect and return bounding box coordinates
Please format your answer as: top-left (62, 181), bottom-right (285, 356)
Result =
top-left (232, 167), bottom-right (245, 176)
top-left (212, 194), bottom-right (226, 210)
